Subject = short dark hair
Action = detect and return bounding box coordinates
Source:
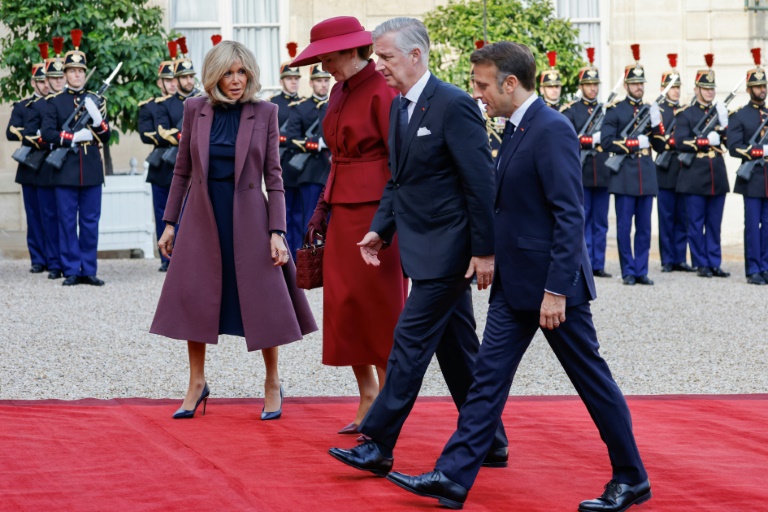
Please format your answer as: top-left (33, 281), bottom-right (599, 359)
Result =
top-left (470, 41), bottom-right (536, 91)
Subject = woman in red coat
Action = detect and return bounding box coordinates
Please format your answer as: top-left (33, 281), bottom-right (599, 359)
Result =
top-left (151, 41), bottom-right (317, 420)
top-left (292, 17), bottom-right (408, 433)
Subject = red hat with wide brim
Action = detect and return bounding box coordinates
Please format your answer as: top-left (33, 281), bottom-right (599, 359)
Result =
top-left (291, 16), bottom-right (372, 67)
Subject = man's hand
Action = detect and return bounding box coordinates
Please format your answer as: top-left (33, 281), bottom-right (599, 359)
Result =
top-left (465, 255), bottom-right (494, 290)
top-left (357, 231), bottom-right (383, 266)
top-left (539, 291), bottom-right (566, 330)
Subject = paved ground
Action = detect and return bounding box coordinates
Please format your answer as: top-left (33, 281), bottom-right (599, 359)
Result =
top-left (1, 257), bottom-right (766, 402)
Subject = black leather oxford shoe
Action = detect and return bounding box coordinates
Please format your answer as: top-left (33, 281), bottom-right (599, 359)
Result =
top-left (747, 273), bottom-right (765, 285)
top-left (387, 470), bottom-right (468, 510)
top-left (593, 269), bottom-right (613, 278)
top-left (481, 446), bottom-right (508, 468)
top-left (622, 275), bottom-right (636, 285)
top-left (697, 267), bottom-right (713, 278)
top-left (578, 479), bottom-right (651, 512)
top-left (660, 264), bottom-right (673, 273)
top-left (672, 262), bottom-right (695, 272)
top-left (47, 269), bottom-right (63, 279)
top-left (79, 275), bottom-right (105, 286)
top-left (761, 270), bottom-right (768, 283)
top-left (62, 276), bottom-right (79, 286)
top-left (328, 440), bottom-right (393, 476)
top-left (635, 275), bottom-right (654, 285)
top-left (30, 264), bottom-right (45, 273)
top-left (711, 267), bottom-right (730, 278)
top-left (159, 261), bottom-right (169, 272)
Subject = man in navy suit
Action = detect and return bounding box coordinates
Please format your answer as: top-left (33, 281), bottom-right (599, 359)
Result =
top-left (328, 16), bottom-right (507, 476)
top-left (385, 42), bottom-right (651, 512)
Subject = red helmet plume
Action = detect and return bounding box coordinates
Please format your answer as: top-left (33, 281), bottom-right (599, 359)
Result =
top-left (751, 48), bottom-right (761, 67)
top-left (667, 53), bottom-right (678, 69)
top-left (286, 42), bottom-right (298, 58)
top-left (704, 53), bottom-right (714, 68)
top-left (631, 44), bottom-right (640, 62)
top-left (586, 47), bottom-right (595, 65)
top-left (547, 51), bottom-right (557, 68)
top-left (176, 36), bottom-right (188, 56)
top-left (52, 37), bottom-right (64, 56)
top-left (38, 42), bottom-right (49, 60)
top-left (475, 40), bottom-right (485, 50)
top-left (211, 34), bottom-right (222, 47)
top-left (167, 40), bottom-right (178, 60)
top-left (70, 29), bottom-right (83, 50)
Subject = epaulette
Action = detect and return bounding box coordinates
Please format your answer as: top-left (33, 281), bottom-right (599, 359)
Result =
top-left (289, 97), bottom-right (309, 107)
top-left (154, 96), bottom-right (169, 103)
top-left (606, 98), bottom-right (621, 109)
top-left (45, 91), bottom-right (62, 100)
top-left (316, 99), bottom-right (329, 109)
top-left (138, 97), bottom-right (155, 107)
top-left (675, 104), bottom-right (689, 113)
top-left (559, 100), bottom-right (575, 113)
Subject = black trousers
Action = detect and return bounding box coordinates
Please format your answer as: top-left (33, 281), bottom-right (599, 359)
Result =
top-left (359, 275), bottom-right (507, 452)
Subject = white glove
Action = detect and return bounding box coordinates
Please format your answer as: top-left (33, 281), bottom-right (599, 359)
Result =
top-left (638, 134), bottom-right (650, 149)
top-left (318, 137), bottom-right (327, 150)
top-left (71, 128), bottom-right (93, 143)
top-left (763, 144), bottom-right (768, 154)
top-left (84, 97), bottom-right (103, 126)
top-left (716, 102), bottom-right (728, 128)
top-left (707, 131), bottom-right (721, 147)
top-left (592, 131), bottom-right (601, 146)
top-left (649, 102), bottom-right (662, 127)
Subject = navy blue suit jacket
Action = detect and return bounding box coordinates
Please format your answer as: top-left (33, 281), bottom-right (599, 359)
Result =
top-left (371, 74), bottom-right (496, 280)
top-left (494, 96), bottom-right (596, 310)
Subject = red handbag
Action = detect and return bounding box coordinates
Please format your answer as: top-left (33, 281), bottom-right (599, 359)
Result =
top-left (295, 227), bottom-right (324, 290)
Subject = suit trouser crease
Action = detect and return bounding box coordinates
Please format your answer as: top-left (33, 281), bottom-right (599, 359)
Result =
top-left (284, 186), bottom-right (303, 260)
top-left (21, 184), bottom-right (46, 266)
top-left (151, 184), bottom-right (171, 263)
top-left (743, 196), bottom-right (768, 274)
top-left (614, 194), bottom-right (653, 277)
top-left (583, 187), bottom-right (610, 271)
top-left (55, 185), bottom-right (102, 277)
top-left (657, 188), bottom-right (688, 265)
top-left (684, 193), bottom-right (725, 268)
top-left (37, 186), bottom-right (61, 270)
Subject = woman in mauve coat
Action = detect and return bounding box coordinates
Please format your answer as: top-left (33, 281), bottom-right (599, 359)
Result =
top-left (292, 17), bottom-right (408, 434)
top-left (151, 41), bottom-right (317, 420)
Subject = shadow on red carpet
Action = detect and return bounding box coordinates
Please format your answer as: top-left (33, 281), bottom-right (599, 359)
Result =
top-left (1, 395), bottom-right (766, 511)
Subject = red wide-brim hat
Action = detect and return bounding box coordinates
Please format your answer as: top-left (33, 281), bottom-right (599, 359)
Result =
top-left (291, 16), bottom-right (372, 67)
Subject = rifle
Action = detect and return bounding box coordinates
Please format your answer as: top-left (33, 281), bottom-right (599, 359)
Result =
top-left (678, 76), bottom-right (745, 168)
top-left (288, 117), bottom-right (321, 171)
top-left (161, 114), bottom-right (183, 165)
top-left (579, 75), bottom-right (622, 166)
top-left (605, 76), bottom-right (678, 173)
top-left (46, 63), bottom-right (121, 170)
top-left (735, 114), bottom-right (768, 180)
top-left (654, 97), bottom-right (696, 170)
top-left (278, 117), bottom-right (290, 159)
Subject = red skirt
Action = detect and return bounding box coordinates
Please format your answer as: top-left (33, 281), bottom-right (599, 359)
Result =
top-left (322, 203), bottom-right (408, 367)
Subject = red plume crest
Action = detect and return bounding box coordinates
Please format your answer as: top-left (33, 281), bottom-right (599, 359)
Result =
top-left (751, 48), bottom-right (761, 66)
top-left (211, 34), bottom-right (222, 47)
top-left (586, 47), bottom-right (595, 65)
top-left (475, 40), bottom-right (485, 50)
top-left (70, 29), bottom-right (83, 49)
top-left (546, 51), bottom-right (557, 68)
top-left (176, 37), bottom-right (188, 56)
top-left (631, 44), bottom-right (640, 62)
top-left (667, 53), bottom-right (677, 69)
top-left (704, 53), bottom-right (714, 68)
top-left (52, 37), bottom-right (64, 56)
top-left (167, 41), bottom-right (178, 60)
top-left (286, 42), bottom-right (298, 58)
top-left (38, 42), bottom-right (49, 60)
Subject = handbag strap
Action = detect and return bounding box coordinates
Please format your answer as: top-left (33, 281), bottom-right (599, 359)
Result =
top-left (303, 226), bottom-right (324, 248)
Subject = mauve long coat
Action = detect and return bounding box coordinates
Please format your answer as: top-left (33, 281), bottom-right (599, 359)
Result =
top-left (150, 96), bottom-right (317, 351)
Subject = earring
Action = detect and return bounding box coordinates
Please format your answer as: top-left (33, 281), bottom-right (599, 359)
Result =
top-left (354, 58), bottom-right (359, 71)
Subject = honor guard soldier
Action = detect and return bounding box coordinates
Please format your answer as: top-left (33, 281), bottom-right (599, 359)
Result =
top-left (675, 54), bottom-right (730, 278)
top-left (31, 37), bottom-right (67, 279)
top-left (539, 51), bottom-right (562, 109)
top-left (6, 56), bottom-right (49, 274)
top-left (560, 47), bottom-right (612, 278)
top-left (603, 44), bottom-right (661, 285)
top-left (139, 41), bottom-right (179, 271)
top-left (156, 36), bottom-right (201, 167)
top-left (41, 29), bottom-right (110, 286)
top-left (284, 64), bottom-right (331, 259)
top-left (727, 48), bottom-right (768, 284)
top-left (271, 42), bottom-right (303, 257)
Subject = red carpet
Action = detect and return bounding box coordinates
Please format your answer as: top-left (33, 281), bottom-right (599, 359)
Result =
top-left (1, 395), bottom-right (766, 511)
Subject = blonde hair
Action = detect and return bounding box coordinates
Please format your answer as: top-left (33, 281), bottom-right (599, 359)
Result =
top-left (202, 40), bottom-right (261, 105)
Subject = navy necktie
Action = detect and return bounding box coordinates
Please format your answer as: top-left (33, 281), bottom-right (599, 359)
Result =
top-left (396, 96), bottom-right (410, 158)
top-left (497, 121), bottom-right (516, 168)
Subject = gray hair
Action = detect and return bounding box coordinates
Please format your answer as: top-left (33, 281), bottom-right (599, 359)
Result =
top-left (372, 17), bottom-right (430, 65)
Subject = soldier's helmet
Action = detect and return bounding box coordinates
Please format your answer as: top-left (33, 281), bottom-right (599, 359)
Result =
top-left (539, 51), bottom-right (562, 87)
top-left (63, 29), bottom-right (87, 70)
top-left (695, 54), bottom-right (716, 89)
top-left (280, 42), bottom-right (302, 79)
top-left (661, 53), bottom-right (682, 87)
top-left (174, 36), bottom-right (196, 77)
top-left (746, 48), bottom-right (766, 87)
top-left (309, 64), bottom-right (331, 80)
top-left (158, 40), bottom-right (176, 79)
top-left (624, 44), bottom-right (646, 84)
top-left (33, 42), bottom-right (48, 81)
top-left (44, 36), bottom-right (65, 77)
top-left (578, 47), bottom-right (600, 85)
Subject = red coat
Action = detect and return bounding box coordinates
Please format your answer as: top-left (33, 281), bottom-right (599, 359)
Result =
top-left (320, 61), bottom-right (408, 367)
top-left (151, 97), bottom-right (317, 351)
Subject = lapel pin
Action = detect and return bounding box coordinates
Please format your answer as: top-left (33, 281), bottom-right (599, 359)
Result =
top-left (421, 107), bottom-right (425, 111)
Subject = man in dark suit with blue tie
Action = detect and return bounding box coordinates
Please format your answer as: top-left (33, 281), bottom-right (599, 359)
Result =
top-left (385, 41), bottom-right (651, 512)
top-left (328, 16), bottom-right (507, 476)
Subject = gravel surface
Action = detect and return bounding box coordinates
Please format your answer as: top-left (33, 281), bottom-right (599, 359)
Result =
top-left (1, 259), bottom-right (766, 401)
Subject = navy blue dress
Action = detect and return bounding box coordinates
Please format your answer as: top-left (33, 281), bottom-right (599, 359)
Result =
top-left (209, 103), bottom-right (244, 336)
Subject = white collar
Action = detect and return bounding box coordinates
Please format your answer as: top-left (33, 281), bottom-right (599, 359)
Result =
top-left (509, 93), bottom-right (538, 128)
top-left (402, 70), bottom-right (431, 105)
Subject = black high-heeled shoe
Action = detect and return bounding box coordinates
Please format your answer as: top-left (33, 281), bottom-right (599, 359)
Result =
top-left (173, 383), bottom-right (210, 419)
top-left (261, 385), bottom-right (283, 421)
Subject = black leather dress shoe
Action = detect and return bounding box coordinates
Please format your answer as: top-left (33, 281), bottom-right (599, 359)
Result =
top-left (673, 262), bottom-right (696, 272)
top-left (635, 275), bottom-right (654, 285)
top-left (578, 479), bottom-right (651, 512)
top-left (30, 264), bottom-right (46, 273)
top-left (697, 267), bottom-right (713, 278)
top-left (593, 269), bottom-right (613, 278)
top-left (761, 271), bottom-right (768, 283)
top-left (47, 269), bottom-right (63, 279)
top-left (481, 446), bottom-right (508, 468)
top-left (387, 470), bottom-right (468, 510)
top-left (158, 261), bottom-right (169, 272)
top-left (79, 275), bottom-right (105, 286)
top-left (622, 275), bottom-right (636, 285)
top-left (711, 267), bottom-right (730, 278)
top-left (746, 273), bottom-right (765, 285)
top-left (660, 264), bottom-right (673, 273)
top-left (328, 440), bottom-right (393, 476)
top-left (62, 276), bottom-right (79, 286)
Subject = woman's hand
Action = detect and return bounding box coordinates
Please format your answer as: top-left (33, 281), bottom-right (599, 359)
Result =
top-left (271, 233), bottom-right (290, 266)
top-left (158, 224), bottom-right (175, 259)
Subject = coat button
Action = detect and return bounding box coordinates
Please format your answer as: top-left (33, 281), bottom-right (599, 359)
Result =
top-left (249, 183), bottom-right (254, 189)
top-left (394, 183), bottom-right (400, 189)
